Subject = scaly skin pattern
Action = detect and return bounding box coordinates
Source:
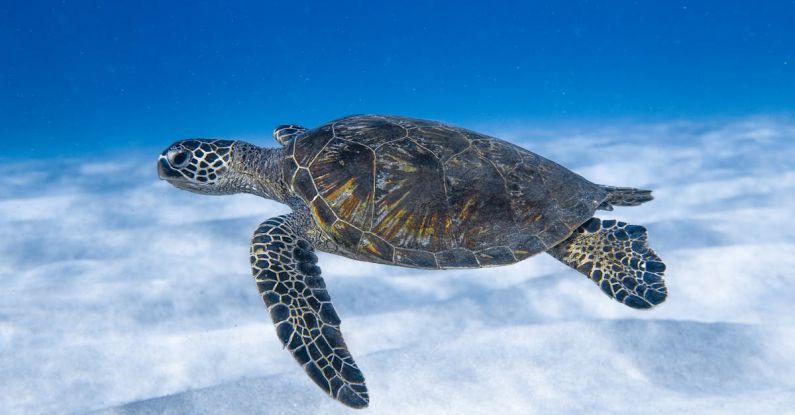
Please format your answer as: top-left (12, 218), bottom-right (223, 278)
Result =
top-left (157, 139), bottom-right (236, 193)
top-left (250, 213), bottom-right (368, 408)
top-left (157, 114), bottom-right (668, 408)
top-left (548, 218), bottom-right (667, 309)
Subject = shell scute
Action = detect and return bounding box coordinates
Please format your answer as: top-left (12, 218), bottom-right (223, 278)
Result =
top-left (471, 139), bottom-right (524, 174)
top-left (393, 248), bottom-right (437, 268)
top-left (333, 116), bottom-right (407, 148)
top-left (475, 247), bottom-right (516, 266)
top-left (331, 220), bottom-right (363, 249)
top-left (294, 124), bottom-right (335, 166)
top-left (310, 197), bottom-right (337, 229)
top-left (358, 232), bottom-right (394, 263)
top-left (309, 139), bottom-right (375, 230)
top-left (444, 147), bottom-right (515, 250)
top-left (436, 248), bottom-right (479, 268)
top-left (538, 219), bottom-right (575, 249)
top-left (410, 123), bottom-right (471, 161)
top-left (292, 168), bottom-right (317, 201)
top-left (372, 139), bottom-right (453, 251)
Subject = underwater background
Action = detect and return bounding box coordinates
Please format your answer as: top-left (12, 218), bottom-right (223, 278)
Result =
top-left (2, 1), bottom-right (794, 414)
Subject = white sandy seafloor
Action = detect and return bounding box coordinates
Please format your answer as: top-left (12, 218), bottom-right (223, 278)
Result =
top-left (2, 117), bottom-right (795, 415)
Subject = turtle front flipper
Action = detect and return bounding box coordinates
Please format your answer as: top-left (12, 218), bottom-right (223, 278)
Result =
top-left (273, 124), bottom-right (308, 145)
top-left (250, 214), bottom-right (368, 408)
top-left (547, 218), bottom-right (667, 309)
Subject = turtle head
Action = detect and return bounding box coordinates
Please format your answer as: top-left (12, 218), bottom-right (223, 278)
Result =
top-left (158, 138), bottom-right (286, 199)
top-left (157, 139), bottom-right (240, 195)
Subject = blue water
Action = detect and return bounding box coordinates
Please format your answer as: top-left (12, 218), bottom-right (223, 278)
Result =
top-left (2, 1), bottom-right (793, 157)
top-left (3, 3), bottom-right (795, 414)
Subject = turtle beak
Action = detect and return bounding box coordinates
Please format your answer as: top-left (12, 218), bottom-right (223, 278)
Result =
top-left (157, 156), bottom-right (182, 180)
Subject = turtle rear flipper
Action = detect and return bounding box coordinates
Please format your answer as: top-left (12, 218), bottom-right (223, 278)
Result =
top-left (251, 214), bottom-right (369, 408)
top-left (548, 218), bottom-right (667, 309)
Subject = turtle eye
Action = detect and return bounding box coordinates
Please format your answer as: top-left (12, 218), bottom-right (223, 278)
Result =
top-left (168, 149), bottom-right (191, 168)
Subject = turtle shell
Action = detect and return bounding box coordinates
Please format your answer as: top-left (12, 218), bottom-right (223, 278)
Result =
top-left (282, 115), bottom-right (607, 269)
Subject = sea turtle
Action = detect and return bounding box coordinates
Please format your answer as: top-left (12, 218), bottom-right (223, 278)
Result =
top-left (157, 115), bottom-right (667, 408)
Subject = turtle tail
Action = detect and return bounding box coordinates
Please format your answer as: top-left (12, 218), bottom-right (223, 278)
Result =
top-left (597, 186), bottom-right (653, 210)
top-left (548, 217), bottom-right (667, 309)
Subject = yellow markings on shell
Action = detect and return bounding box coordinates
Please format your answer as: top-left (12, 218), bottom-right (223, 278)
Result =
top-left (400, 163), bottom-right (418, 173)
top-left (375, 205), bottom-right (452, 248)
top-left (444, 213), bottom-right (453, 234)
top-left (315, 174), bottom-right (373, 229)
top-left (362, 240), bottom-right (384, 257)
top-left (329, 178), bottom-right (365, 218)
top-left (459, 197), bottom-right (478, 220)
top-left (324, 177), bottom-right (357, 202)
top-left (338, 197), bottom-right (362, 220)
top-left (375, 207), bottom-right (408, 240)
